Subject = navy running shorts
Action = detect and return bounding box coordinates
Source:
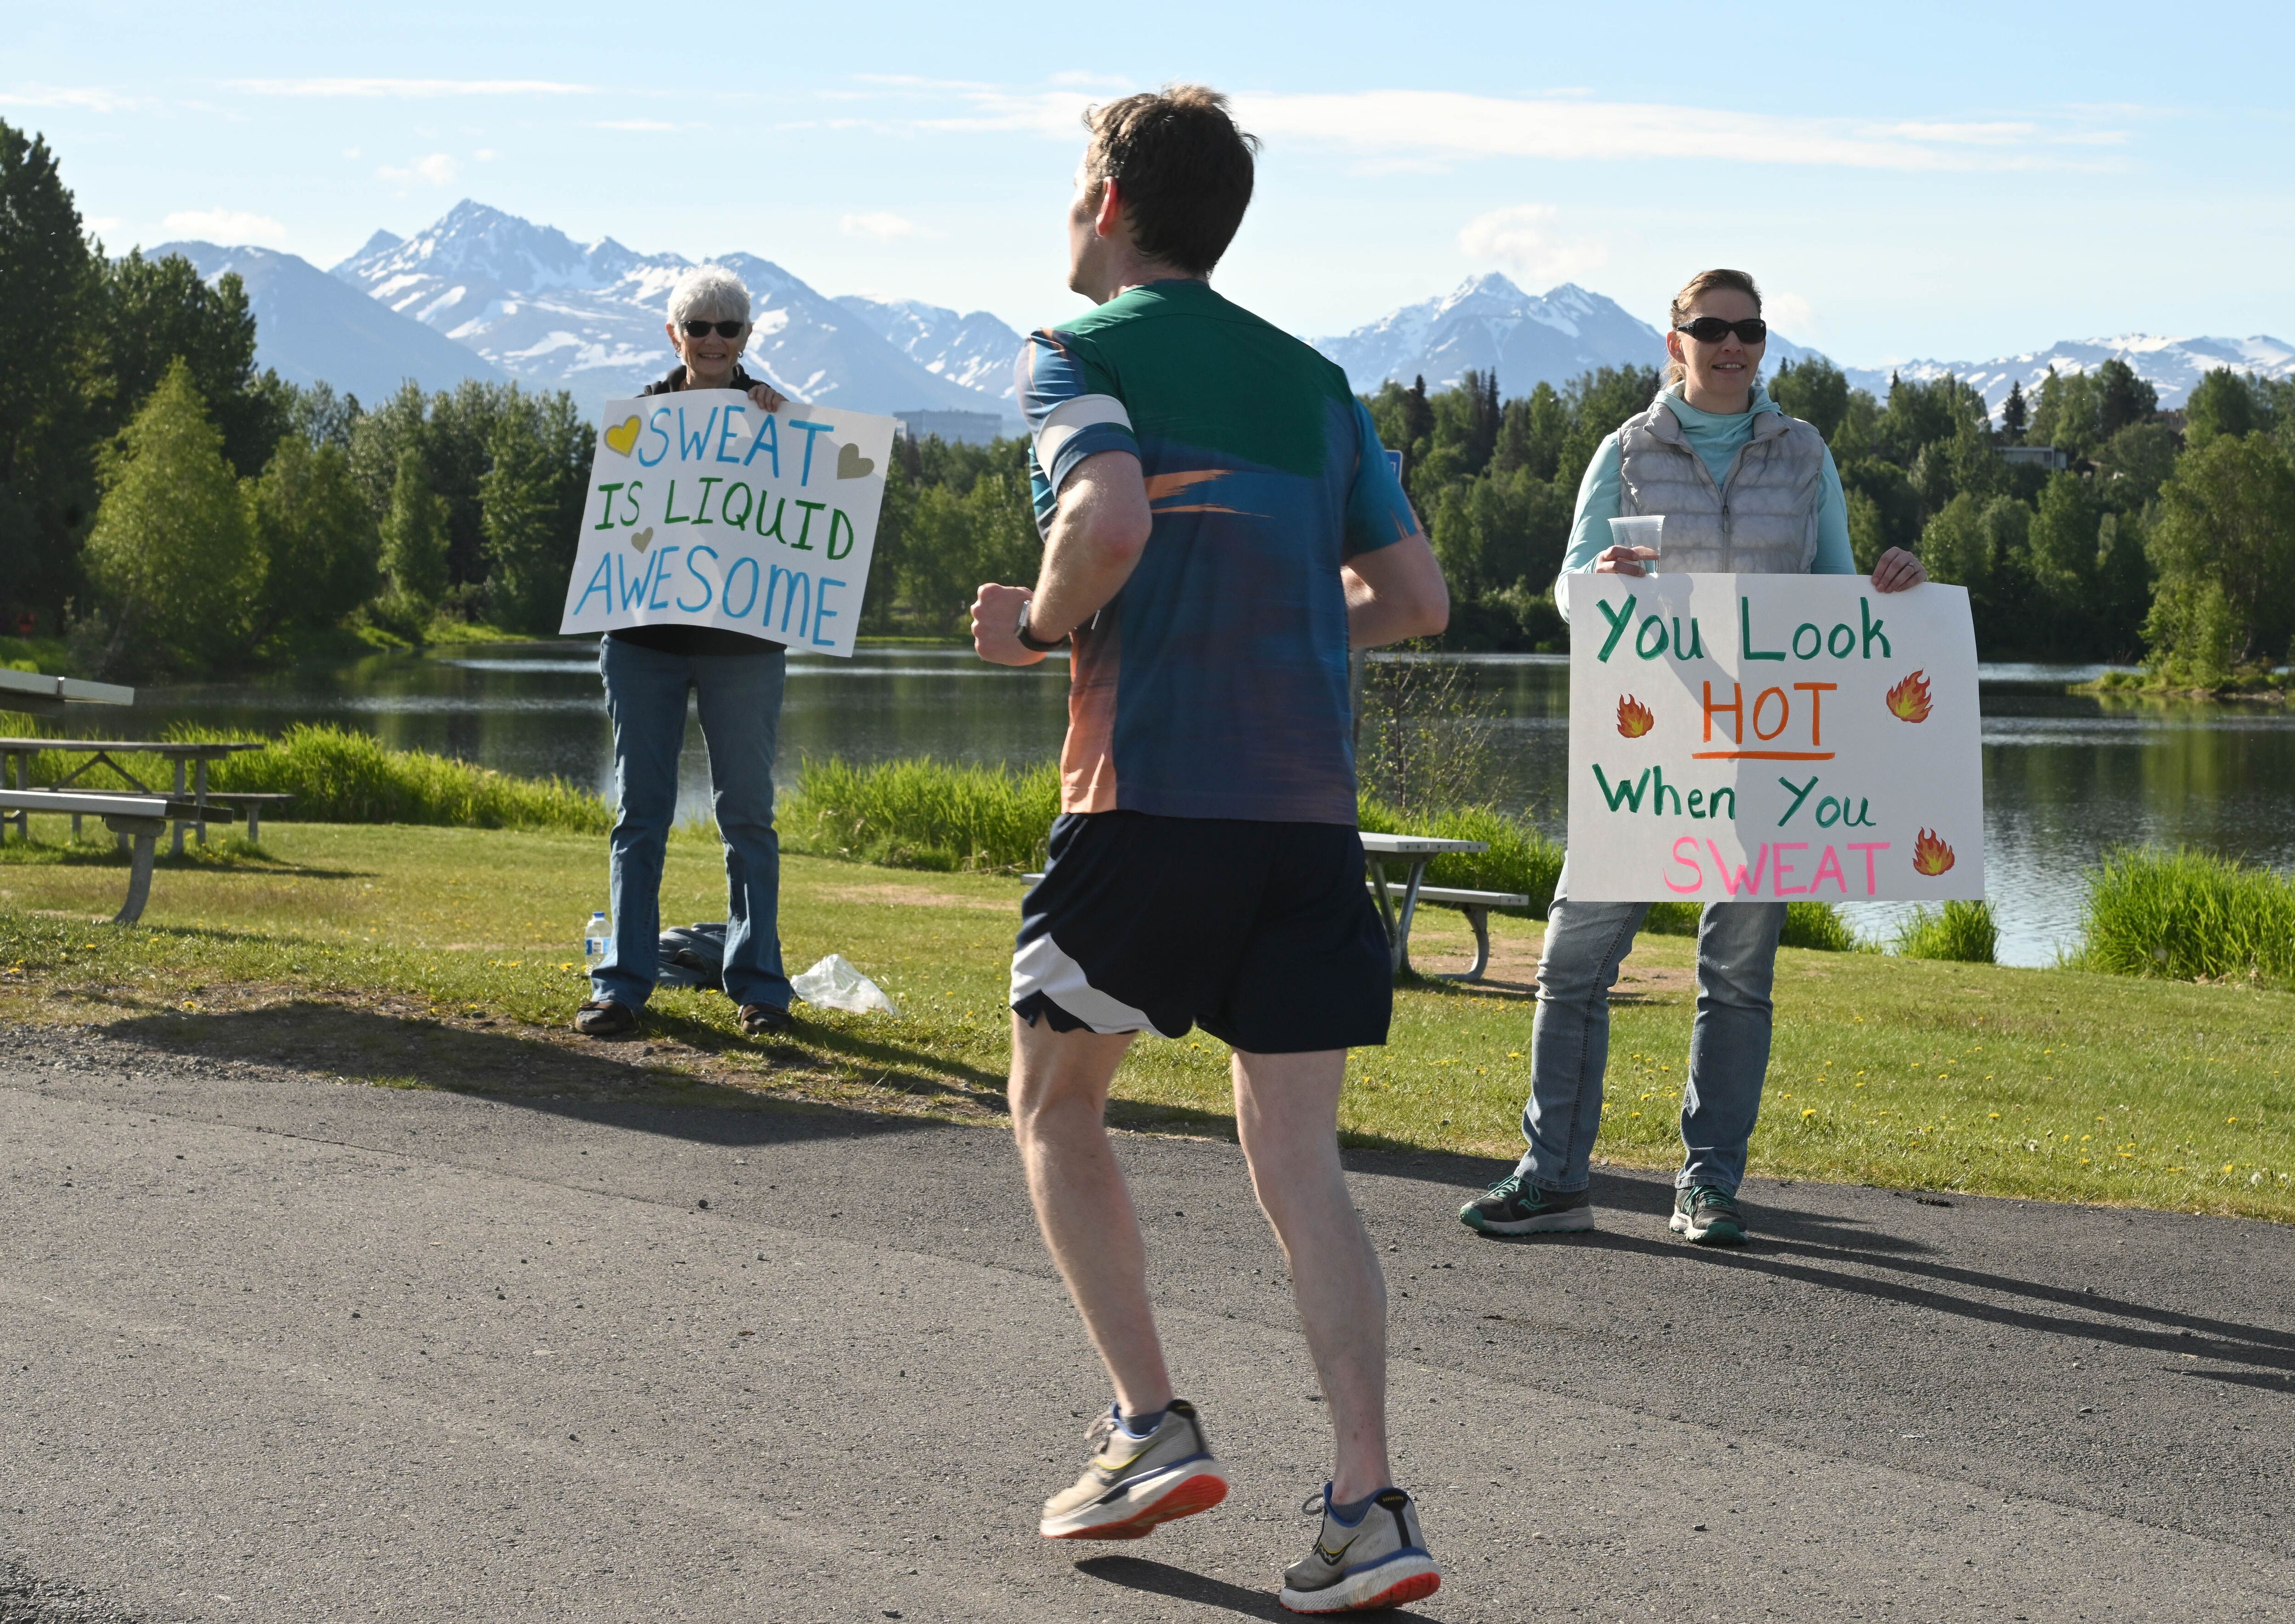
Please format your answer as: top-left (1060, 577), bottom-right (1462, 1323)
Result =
top-left (1010, 811), bottom-right (1393, 1054)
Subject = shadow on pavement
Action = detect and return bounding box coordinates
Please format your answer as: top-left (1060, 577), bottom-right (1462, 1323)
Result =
top-left (94, 1002), bottom-right (954, 1149)
top-left (1073, 1555), bottom-right (1440, 1621)
top-left (1578, 1227), bottom-right (2295, 1378)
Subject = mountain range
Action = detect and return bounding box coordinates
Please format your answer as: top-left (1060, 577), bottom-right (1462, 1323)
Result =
top-left (1307, 272), bottom-right (2295, 420)
top-left (148, 201), bottom-right (2290, 438)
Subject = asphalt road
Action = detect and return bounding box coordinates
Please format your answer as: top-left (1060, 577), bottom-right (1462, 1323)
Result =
top-left (1, 1018), bottom-right (2289, 1623)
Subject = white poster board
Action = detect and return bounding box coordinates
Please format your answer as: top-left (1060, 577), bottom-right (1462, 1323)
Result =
top-left (1560, 573), bottom-right (1984, 903)
top-left (558, 391), bottom-right (895, 658)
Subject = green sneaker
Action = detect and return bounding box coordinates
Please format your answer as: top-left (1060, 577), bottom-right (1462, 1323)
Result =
top-left (1670, 1184), bottom-right (1747, 1246)
top-left (1458, 1174), bottom-right (1595, 1236)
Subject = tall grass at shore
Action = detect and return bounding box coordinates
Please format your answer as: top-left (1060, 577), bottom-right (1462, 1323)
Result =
top-left (2077, 848), bottom-right (2295, 985)
top-left (1895, 900), bottom-right (2000, 963)
top-left (778, 756), bottom-right (1061, 872)
top-left (0, 717), bottom-right (610, 834)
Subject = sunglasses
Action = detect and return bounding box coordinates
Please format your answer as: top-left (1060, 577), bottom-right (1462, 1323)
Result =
top-left (680, 319), bottom-right (747, 338)
top-left (1675, 316), bottom-right (1768, 345)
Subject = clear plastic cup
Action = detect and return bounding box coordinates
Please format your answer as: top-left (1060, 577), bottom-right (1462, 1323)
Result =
top-left (1607, 515), bottom-right (1663, 574)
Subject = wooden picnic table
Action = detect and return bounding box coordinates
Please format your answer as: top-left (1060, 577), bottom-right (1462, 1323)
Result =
top-left (1360, 831), bottom-right (1529, 982)
top-left (0, 737), bottom-right (268, 853)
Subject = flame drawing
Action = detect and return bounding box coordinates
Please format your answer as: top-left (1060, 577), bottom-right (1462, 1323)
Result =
top-left (1886, 669), bottom-right (1933, 723)
top-left (1616, 695), bottom-right (1655, 738)
top-left (1912, 828), bottom-right (1956, 876)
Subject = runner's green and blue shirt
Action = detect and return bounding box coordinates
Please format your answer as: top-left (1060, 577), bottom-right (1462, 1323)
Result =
top-left (1019, 279), bottom-right (1416, 823)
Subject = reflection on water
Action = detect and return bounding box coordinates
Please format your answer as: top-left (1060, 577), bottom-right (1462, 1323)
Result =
top-left (121, 641), bottom-right (2292, 969)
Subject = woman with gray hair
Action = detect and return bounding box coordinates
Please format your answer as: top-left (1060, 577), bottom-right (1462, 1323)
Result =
top-left (575, 264), bottom-right (802, 1042)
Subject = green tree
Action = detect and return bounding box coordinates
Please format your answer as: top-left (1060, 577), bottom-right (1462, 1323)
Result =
top-left (2143, 432), bottom-right (2295, 682)
top-left (1999, 379), bottom-right (2028, 444)
top-left (2183, 368), bottom-right (2261, 450)
top-left (378, 444), bottom-right (451, 627)
top-left (101, 248), bottom-right (287, 476)
top-left (81, 359), bottom-right (262, 675)
top-left (479, 392), bottom-right (592, 633)
top-left (1491, 381), bottom-right (1568, 481)
top-left (2093, 421), bottom-right (2178, 509)
top-left (247, 434), bottom-right (379, 639)
top-left (1768, 356), bottom-right (1851, 442)
top-left (2095, 358), bottom-right (2158, 439)
top-left (0, 118), bottom-right (104, 628)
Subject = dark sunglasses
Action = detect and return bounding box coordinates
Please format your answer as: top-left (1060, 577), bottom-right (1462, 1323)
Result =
top-left (680, 319), bottom-right (747, 338)
top-left (1676, 316), bottom-right (1767, 345)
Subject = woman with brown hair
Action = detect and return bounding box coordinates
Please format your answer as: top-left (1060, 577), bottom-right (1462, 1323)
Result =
top-left (1459, 269), bottom-right (1925, 1249)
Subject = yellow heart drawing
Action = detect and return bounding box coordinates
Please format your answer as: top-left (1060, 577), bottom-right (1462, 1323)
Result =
top-left (835, 442), bottom-right (875, 480)
top-left (630, 526), bottom-right (654, 553)
top-left (603, 415), bottom-right (642, 456)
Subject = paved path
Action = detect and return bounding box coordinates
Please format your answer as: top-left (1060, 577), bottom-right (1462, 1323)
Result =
top-left (1, 1019), bottom-right (2289, 1623)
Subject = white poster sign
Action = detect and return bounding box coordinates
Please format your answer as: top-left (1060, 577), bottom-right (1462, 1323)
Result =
top-left (1560, 573), bottom-right (1984, 903)
top-left (558, 391), bottom-right (895, 658)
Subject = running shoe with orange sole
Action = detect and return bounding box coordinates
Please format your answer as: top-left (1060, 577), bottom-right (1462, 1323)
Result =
top-left (1038, 1400), bottom-right (1230, 1540)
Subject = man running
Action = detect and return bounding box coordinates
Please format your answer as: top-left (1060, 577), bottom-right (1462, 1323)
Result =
top-left (970, 85), bottom-right (1451, 1613)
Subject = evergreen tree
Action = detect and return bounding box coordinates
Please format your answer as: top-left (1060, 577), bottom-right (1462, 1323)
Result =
top-left (81, 359), bottom-right (261, 676)
top-left (0, 118), bottom-right (103, 627)
top-left (2000, 379), bottom-right (2028, 444)
top-left (378, 444), bottom-right (451, 625)
top-left (1769, 356), bottom-right (1851, 442)
top-left (2095, 358), bottom-right (2158, 439)
top-left (477, 392), bottom-right (591, 634)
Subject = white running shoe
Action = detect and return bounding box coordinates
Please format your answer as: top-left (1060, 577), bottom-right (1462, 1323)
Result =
top-left (1038, 1400), bottom-right (1229, 1540)
top-left (1278, 1484), bottom-right (1442, 1613)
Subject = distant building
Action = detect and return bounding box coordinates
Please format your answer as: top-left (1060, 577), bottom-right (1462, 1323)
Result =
top-left (892, 409), bottom-right (1016, 446)
top-left (1998, 444), bottom-right (2070, 471)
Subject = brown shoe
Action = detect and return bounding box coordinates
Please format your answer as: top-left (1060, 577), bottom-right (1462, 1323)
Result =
top-left (739, 1002), bottom-right (793, 1037)
top-left (574, 999), bottom-right (637, 1038)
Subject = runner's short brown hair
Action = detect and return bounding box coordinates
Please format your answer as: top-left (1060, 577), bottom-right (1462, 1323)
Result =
top-left (1081, 85), bottom-right (1259, 276)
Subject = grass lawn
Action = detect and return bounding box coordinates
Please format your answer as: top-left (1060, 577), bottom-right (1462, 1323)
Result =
top-left (0, 817), bottom-right (2287, 1223)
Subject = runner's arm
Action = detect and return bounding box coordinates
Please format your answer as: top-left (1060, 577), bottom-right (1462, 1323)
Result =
top-left (1343, 531), bottom-right (1449, 650)
top-left (971, 450), bottom-right (1151, 667)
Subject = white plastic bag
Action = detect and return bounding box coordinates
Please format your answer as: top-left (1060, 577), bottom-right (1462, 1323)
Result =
top-left (790, 953), bottom-right (900, 1016)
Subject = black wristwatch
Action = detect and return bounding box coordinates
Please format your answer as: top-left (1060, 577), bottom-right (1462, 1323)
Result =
top-left (1015, 601), bottom-right (1067, 654)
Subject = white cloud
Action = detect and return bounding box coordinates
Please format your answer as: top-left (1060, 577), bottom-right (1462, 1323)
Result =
top-left (0, 84), bottom-right (137, 112)
top-left (593, 119), bottom-right (676, 132)
top-left (229, 77), bottom-right (589, 97)
top-left (341, 146), bottom-right (362, 159)
top-left (1457, 204), bottom-right (1607, 283)
top-left (83, 215), bottom-right (122, 236)
top-left (1766, 291), bottom-right (1819, 343)
top-left (161, 208), bottom-right (289, 245)
top-left (841, 211), bottom-right (931, 241)
top-left (474, 148), bottom-right (497, 161)
top-left (379, 153), bottom-right (460, 185)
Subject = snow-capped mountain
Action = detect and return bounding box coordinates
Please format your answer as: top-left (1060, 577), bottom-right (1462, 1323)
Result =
top-left (330, 201), bottom-right (1000, 418)
top-left (1313, 273), bottom-right (1825, 401)
top-left (835, 297), bottom-right (1026, 403)
top-left (154, 240), bottom-right (504, 401)
top-left (1838, 336), bottom-right (2295, 420)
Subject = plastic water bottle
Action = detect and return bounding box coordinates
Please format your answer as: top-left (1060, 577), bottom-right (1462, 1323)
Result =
top-left (582, 911), bottom-right (610, 972)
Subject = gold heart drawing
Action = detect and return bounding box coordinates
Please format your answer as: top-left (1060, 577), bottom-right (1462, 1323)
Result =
top-left (835, 442), bottom-right (875, 480)
top-left (629, 526), bottom-right (655, 553)
top-left (603, 415), bottom-right (641, 456)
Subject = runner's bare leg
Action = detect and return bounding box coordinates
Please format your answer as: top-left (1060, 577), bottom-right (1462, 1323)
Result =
top-left (1232, 1047), bottom-right (1393, 1502)
top-left (1008, 1016), bottom-right (1175, 1417)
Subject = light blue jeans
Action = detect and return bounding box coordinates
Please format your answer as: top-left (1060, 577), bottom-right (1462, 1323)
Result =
top-left (593, 636), bottom-right (793, 1013)
top-left (1513, 866), bottom-right (1785, 1196)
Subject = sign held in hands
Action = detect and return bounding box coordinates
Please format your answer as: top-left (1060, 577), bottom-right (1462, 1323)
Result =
top-left (559, 391), bottom-right (895, 658)
top-left (1560, 573), bottom-right (1984, 903)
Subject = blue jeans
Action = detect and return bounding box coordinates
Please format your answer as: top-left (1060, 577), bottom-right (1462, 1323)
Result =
top-left (592, 636), bottom-right (793, 1013)
top-left (1513, 863), bottom-right (1785, 1197)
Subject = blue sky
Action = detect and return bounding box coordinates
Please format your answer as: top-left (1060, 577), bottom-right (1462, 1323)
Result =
top-left (6, 0), bottom-right (2289, 365)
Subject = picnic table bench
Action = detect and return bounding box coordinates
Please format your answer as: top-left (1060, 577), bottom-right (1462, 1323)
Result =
top-left (0, 736), bottom-right (269, 852)
top-left (1359, 832), bottom-right (1530, 983)
top-left (0, 789), bottom-right (235, 923)
top-left (0, 667), bottom-right (259, 922)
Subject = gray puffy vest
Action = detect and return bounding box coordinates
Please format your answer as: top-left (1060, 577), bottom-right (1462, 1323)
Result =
top-left (1615, 395), bottom-right (1829, 575)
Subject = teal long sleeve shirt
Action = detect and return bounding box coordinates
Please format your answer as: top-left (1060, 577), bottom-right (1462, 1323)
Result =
top-left (1557, 385), bottom-right (1854, 617)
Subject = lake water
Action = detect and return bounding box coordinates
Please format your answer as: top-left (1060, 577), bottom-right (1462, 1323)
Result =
top-left (119, 643), bottom-right (2295, 970)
